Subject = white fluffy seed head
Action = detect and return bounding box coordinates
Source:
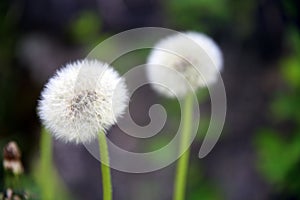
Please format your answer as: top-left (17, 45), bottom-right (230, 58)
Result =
top-left (146, 31), bottom-right (223, 98)
top-left (37, 59), bottom-right (128, 144)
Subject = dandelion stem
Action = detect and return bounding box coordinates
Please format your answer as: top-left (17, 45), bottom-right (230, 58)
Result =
top-left (174, 93), bottom-right (193, 200)
top-left (98, 131), bottom-right (112, 200)
top-left (40, 127), bottom-right (54, 200)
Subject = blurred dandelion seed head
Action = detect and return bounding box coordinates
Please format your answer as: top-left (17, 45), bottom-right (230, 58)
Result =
top-left (146, 31), bottom-right (223, 97)
top-left (37, 59), bottom-right (128, 144)
top-left (3, 141), bottom-right (24, 175)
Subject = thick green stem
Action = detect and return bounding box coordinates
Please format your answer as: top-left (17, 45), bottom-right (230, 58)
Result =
top-left (98, 131), bottom-right (112, 200)
top-left (40, 127), bottom-right (54, 200)
top-left (173, 93), bottom-right (193, 200)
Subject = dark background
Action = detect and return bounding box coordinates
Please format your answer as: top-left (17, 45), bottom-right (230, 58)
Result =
top-left (1, 0), bottom-right (300, 199)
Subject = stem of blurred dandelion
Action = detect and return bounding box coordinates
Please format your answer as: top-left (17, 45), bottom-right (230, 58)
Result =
top-left (4, 172), bottom-right (21, 190)
top-left (39, 127), bottom-right (55, 200)
top-left (98, 131), bottom-right (112, 200)
top-left (173, 93), bottom-right (193, 200)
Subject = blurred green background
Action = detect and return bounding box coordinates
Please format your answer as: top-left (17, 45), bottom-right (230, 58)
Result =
top-left (1, 0), bottom-right (300, 199)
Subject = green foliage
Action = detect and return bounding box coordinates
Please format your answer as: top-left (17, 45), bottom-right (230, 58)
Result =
top-left (255, 129), bottom-right (300, 183)
top-left (281, 57), bottom-right (300, 88)
top-left (161, 98), bottom-right (181, 117)
top-left (69, 11), bottom-right (102, 45)
top-left (3, 174), bottom-right (40, 200)
top-left (166, 0), bottom-right (230, 33)
top-left (280, 29), bottom-right (300, 88)
top-left (111, 49), bottom-right (151, 74)
top-left (188, 186), bottom-right (220, 200)
top-left (187, 162), bottom-right (221, 200)
top-left (255, 28), bottom-right (300, 197)
top-left (269, 30), bottom-right (300, 124)
top-left (165, 0), bottom-right (257, 41)
top-left (270, 93), bottom-right (300, 122)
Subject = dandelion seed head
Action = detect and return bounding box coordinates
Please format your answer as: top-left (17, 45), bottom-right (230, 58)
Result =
top-left (146, 31), bottom-right (223, 97)
top-left (37, 59), bottom-right (128, 144)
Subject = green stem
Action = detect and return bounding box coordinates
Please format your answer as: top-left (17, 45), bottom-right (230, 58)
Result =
top-left (4, 172), bottom-right (21, 190)
top-left (173, 93), bottom-right (193, 200)
top-left (40, 127), bottom-right (54, 200)
top-left (98, 131), bottom-right (112, 200)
